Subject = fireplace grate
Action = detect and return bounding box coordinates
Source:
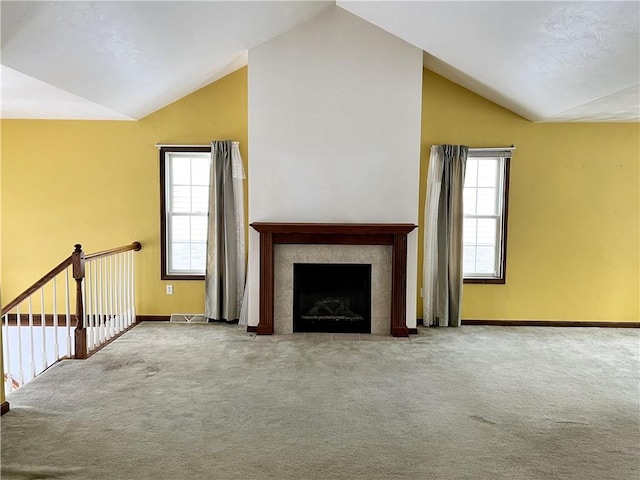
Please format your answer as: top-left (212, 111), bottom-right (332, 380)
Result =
top-left (293, 263), bottom-right (371, 334)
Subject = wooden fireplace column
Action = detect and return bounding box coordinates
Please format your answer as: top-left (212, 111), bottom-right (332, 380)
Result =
top-left (251, 223), bottom-right (417, 337)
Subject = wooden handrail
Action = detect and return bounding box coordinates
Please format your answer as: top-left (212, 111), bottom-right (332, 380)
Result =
top-left (84, 242), bottom-right (142, 261)
top-left (1, 256), bottom-right (73, 315)
top-left (1, 242), bottom-right (142, 315)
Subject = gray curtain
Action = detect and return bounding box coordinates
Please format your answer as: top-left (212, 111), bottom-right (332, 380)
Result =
top-left (205, 140), bottom-right (245, 322)
top-left (423, 145), bottom-right (467, 327)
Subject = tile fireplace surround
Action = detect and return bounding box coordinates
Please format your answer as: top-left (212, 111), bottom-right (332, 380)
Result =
top-left (250, 223), bottom-right (417, 337)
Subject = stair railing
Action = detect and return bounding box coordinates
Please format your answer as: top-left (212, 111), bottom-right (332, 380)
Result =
top-left (1, 242), bottom-right (141, 395)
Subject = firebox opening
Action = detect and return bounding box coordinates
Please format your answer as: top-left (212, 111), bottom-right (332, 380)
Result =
top-left (293, 263), bottom-right (372, 334)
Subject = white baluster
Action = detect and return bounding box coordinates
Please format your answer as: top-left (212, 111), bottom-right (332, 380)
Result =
top-left (82, 263), bottom-right (89, 353)
top-left (107, 256), bottom-right (113, 336)
top-left (40, 288), bottom-right (47, 371)
top-left (91, 260), bottom-right (98, 349)
top-left (53, 276), bottom-right (59, 360)
top-left (106, 256), bottom-right (112, 339)
top-left (88, 263), bottom-right (93, 349)
top-left (28, 296), bottom-right (36, 380)
top-left (116, 253), bottom-right (127, 331)
top-left (16, 304), bottom-right (24, 385)
top-left (3, 313), bottom-right (12, 394)
top-left (131, 250), bottom-right (137, 321)
top-left (113, 255), bottom-right (118, 335)
top-left (124, 250), bottom-right (134, 326)
top-left (118, 253), bottom-right (129, 330)
top-left (86, 262), bottom-right (94, 350)
top-left (98, 257), bottom-right (105, 345)
top-left (121, 254), bottom-right (126, 330)
top-left (103, 256), bottom-right (108, 338)
top-left (129, 251), bottom-right (134, 325)
top-left (114, 254), bottom-right (120, 334)
top-left (65, 267), bottom-right (72, 357)
top-left (103, 257), bottom-right (109, 340)
top-left (122, 253), bottom-right (128, 328)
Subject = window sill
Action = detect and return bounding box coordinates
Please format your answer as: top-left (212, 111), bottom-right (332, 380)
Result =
top-left (464, 278), bottom-right (505, 284)
top-left (161, 274), bottom-right (205, 281)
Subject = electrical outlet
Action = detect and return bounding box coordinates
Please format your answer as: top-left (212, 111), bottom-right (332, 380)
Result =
top-left (166, 285), bottom-right (173, 295)
top-left (420, 288), bottom-right (424, 298)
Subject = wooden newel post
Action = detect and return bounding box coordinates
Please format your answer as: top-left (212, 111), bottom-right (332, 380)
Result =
top-left (72, 244), bottom-right (87, 359)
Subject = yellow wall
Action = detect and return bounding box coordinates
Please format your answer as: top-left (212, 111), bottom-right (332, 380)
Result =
top-left (419, 70), bottom-right (639, 322)
top-left (1, 67), bottom-right (247, 316)
top-left (1, 66), bottom-right (638, 324)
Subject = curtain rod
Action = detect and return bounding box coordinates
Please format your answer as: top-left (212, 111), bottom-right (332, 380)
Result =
top-left (468, 145), bottom-right (515, 152)
top-left (155, 142), bottom-right (239, 149)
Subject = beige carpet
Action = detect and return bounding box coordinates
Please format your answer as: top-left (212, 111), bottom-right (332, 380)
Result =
top-left (1, 323), bottom-right (638, 479)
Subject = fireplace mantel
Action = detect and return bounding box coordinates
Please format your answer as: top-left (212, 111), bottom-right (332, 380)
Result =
top-left (251, 222), bottom-right (417, 336)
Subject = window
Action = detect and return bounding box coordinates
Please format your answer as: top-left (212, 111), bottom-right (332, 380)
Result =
top-left (160, 147), bottom-right (211, 280)
top-left (462, 150), bottom-right (511, 283)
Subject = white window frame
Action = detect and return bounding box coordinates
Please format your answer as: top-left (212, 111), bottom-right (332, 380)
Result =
top-left (463, 150), bottom-right (511, 284)
top-left (160, 147), bottom-right (211, 280)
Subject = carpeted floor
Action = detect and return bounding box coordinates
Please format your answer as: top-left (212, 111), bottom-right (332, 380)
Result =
top-left (1, 323), bottom-right (638, 479)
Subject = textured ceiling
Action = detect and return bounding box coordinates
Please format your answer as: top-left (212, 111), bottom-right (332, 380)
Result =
top-left (339, 1), bottom-right (639, 122)
top-left (1, 1), bottom-right (638, 122)
top-left (1, 64), bottom-right (133, 120)
top-left (0, 1), bottom-right (331, 119)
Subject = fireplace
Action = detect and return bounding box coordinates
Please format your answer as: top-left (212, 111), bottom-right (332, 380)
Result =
top-left (293, 263), bottom-right (372, 333)
top-left (251, 223), bottom-right (417, 336)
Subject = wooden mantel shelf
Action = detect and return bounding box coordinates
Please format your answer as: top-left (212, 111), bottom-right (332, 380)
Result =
top-left (251, 222), bottom-right (417, 235)
top-left (251, 222), bottom-right (417, 337)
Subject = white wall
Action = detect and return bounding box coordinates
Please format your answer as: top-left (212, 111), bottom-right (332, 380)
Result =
top-left (247, 6), bottom-right (423, 328)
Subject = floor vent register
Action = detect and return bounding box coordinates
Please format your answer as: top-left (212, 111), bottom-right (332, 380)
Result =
top-left (169, 314), bottom-right (207, 323)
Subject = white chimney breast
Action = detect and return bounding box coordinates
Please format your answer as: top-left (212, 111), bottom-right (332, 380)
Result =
top-left (247, 6), bottom-right (422, 329)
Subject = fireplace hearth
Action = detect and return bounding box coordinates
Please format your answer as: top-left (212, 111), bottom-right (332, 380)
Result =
top-left (294, 263), bottom-right (371, 333)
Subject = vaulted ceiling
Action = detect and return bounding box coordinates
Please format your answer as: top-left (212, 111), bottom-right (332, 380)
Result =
top-left (1, 1), bottom-right (638, 122)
